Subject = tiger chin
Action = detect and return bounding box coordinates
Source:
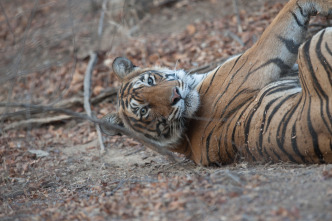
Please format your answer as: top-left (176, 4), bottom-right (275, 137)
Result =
top-left (101, 57), bottom-right (203, 148)
top-left (102, 0), bottom-right (332, 166)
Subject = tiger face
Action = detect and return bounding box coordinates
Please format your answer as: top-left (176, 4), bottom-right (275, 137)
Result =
top-left (101, 57), bottom-right (201, 148)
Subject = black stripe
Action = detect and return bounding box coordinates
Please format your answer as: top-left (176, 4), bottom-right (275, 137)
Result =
top-left (231, 102), bottom-right (252, 160)
top-left (198, 83), bottom-right (204, 94)
top-left (266, 84), bottom-right (299, 96)
top-left (229, 54), bottom-right (243, 73)
top-left (131, 96), bottom-right (145, 103)
top-left (241, 58), bottom-right (291, 84)
top-left (132, 85), bottom-right (143, 91)
top-left (279, 92), bottom-right (303, 162)
top-left (303, 39), bottom-right (325, 163)
top-left (120, 82), bottom-right (130, 96)
top-left (127, 116), bottom-right (143, 124)
top-left (172, 108), bottom-right (179, 119)
top-left (275, 103), bottom-right (297, 162)
top-left (315, 30), bottom-right (332, 133)
top-left (149, 70), bottom-right (163, 78)
top-left (244, 85), bottom-right (292, 159)
top-left (206, 128), bottom-right (215, 164)
top-left (197, 55), bottom-right (242, 95)
top-left (200, 56), bottom-right (248, 146)
top-left (291, 124), bottom-right (307, 163)
top-left (270, 58), bottom-right (292, 73)
top-left (290, 11), bottom-right (305, 28)
top-left (243, 107), bottom-right (257, 162)
top-left (298, 65), bottom-right (308, 117)
top-left (278, 36), bottom-right (301, 54)
top-left (223, 132), bottom-right (234, 161)
top-left (264, 93), bottom-right (298, 133)
top-left (165, 73), bottom-right (175, 79)
top-left (259, 97), bottom-right (279, 158)
top-left (217, 136), bottom-right (224, 163)
top-left (315, 30), bottom-right (331, 85)
top-left (120, 98), bottom-right (125, 109)
top-left (144, 133), bottom-right (157, 141)
top-left (271, 148), bottom-right (282, 162)
top-left (307, 98), bottom-right (325, 163)
top-left (123, 82), bottom-right (131, 95)
top-left (217, 89), bottom-right (257, 160)
top-left (214, 56), bottom-right (249, 107)
top-left (219, 88), bottom-right (257, 119)
top-left (202, 65), bottom-right (221, 95)
top-left (222, 98), bottom-right (252, 159)
top-left (296, 2), bottom-right (305, 17)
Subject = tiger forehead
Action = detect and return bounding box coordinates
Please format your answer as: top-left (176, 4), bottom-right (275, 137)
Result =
top-left (118, 71), bottom-right (159, 106)
top-left (134, 70), bottom-right (165, 80)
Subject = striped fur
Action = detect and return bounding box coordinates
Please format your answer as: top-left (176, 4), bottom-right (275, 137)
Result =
top-left (104, 0), bottom-right (332, 166)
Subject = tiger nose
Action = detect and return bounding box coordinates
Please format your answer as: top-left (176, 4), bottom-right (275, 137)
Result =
top-left (171, 87), bottom-right (181, 105)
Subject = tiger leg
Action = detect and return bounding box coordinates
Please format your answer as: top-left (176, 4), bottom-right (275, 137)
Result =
top-left (296, 27), bottom-right (332, 163)
top-left (236, 0), bottom-right (332, 90)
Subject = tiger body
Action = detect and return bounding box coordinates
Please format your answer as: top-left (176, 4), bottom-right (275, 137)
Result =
top-left (103, 0), bottom-right (332, 166)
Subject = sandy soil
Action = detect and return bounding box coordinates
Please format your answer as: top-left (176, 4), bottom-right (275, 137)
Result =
top-left (1, 0), bottom-right (332, 220)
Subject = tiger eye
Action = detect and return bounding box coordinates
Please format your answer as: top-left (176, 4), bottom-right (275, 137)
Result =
top-left (140, 107), bottom-right (147, 115)
top-left (147, 77), bottom-right (153, 85)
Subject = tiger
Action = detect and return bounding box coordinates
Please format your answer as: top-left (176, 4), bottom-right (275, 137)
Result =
top-left (101, 0), bottom-right (332, 166)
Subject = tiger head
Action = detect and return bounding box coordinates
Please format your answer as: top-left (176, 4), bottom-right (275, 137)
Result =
top-left (101, 57), bottom-right (200, 148)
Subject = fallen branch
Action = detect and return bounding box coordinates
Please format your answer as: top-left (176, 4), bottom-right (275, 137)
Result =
top-left (3, 115), bottom-right (71, 131)
top-left (232, 0), bottom-right (242, 33)
top-left (0, 102), bottom-right (180, 162)
top-left (84, 52), bottom-right (105, 154)
top-left (83, 0), bottom-right (108, 154)
top-left (83, 52), bottom-right (97, 120)
top-left (0, 87), bottom-right (118, 121)
top-left (224, 169), bottom-right (244, 185)
top-left (124, 146), bottom-right (146, 156)
top-left (225, 30), bottom-right (244, 47)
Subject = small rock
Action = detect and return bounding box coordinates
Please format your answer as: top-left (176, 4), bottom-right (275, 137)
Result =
top-left (28, 149), bottom-right (49, 158)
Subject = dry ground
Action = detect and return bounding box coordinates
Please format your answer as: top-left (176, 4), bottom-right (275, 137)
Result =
top-left (1, 0), bottom-right (332, 220)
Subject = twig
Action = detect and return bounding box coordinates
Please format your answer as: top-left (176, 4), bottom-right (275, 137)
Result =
top-left (225, 30), bottom-right (244, 47)
top-left (109, 179), bottom-right (126, 196)
top-left (0, 0), bottom-right (38, 134)
top-left (0, 102), bottom-right (180, 162)
top-left (124, 146), bottom-right (146, 156)
top-left (83, 52), bottom-right (98, 117)
top-left (232, 0), bottom-right (242, 33)
top-left (224, 169), bottom-right (243, 185)
top-left (91, 87), bottom-right (118, 104)
top-left (83, 0), bottom-right (108, 154)
top-left (3, 115), bottom-right (71, 131)
top-left (1, 88), bottom-right (118, 121)
top-left (84, 52), bottom-right (106, 153)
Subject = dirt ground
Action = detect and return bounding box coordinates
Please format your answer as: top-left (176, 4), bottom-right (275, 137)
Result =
top-left (1, 0), bottom-right (332, 220)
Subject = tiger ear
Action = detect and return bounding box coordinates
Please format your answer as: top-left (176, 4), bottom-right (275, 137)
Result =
top-left (112, 57), bottom-right (136, 80)
top-left (100, 112), bottom-right (124, 136)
